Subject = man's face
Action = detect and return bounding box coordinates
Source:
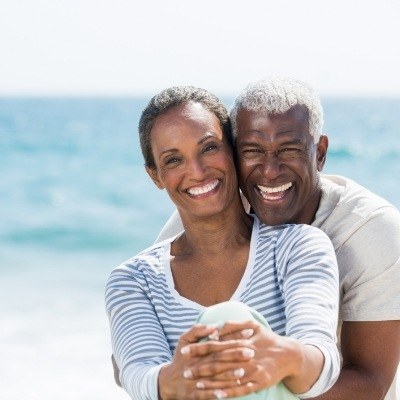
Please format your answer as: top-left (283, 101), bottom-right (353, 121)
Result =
top-left (235, 105), bottom-right (328, 225)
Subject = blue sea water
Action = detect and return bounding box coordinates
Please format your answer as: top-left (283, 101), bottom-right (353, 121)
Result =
top-left (1, 97), bottom-right (399, 399)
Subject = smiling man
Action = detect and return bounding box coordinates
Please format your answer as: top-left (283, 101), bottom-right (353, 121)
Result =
top-left (153, 78), bottom-right (400, 400)
top-left (234, 103), bottom-right (324, 226)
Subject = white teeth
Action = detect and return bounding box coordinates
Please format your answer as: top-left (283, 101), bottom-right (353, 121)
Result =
top-left (187, 180), bottom-right (219, 196)
top-left (257, 182), bottom-right (292, 193)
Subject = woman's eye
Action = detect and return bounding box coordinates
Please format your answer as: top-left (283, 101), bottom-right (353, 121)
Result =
top-left (203, 143), bottom-right (218, 152)
top-left (164, 157), bottom-right (181, 166)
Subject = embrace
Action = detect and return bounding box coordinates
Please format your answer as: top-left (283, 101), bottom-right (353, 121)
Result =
top-left (106, 78), bottom-right (400, 399)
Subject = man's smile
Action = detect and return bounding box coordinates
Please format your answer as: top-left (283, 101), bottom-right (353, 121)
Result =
top-left (256, 182), bottom-right (293, 201)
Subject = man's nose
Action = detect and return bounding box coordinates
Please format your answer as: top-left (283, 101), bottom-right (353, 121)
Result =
top-left (261, 151), bottom-right (282, 179)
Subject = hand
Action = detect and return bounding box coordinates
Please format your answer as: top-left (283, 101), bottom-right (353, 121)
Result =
top-left (185, 320), bottom-right (321, 395)
top-left (184, 321), bottom-right (299, 394)
top-left (159, 323), bottom-right (259, 399)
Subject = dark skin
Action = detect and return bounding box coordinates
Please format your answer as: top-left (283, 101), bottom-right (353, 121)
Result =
top-left (234, 105), bottom-right (400, 399)
top-left (112, 102), bottom-right (335, 399)
top-left (311, 321), bottom-right (400, 399)
top-left (112, 105), bottom-right (400, 398)
top-left (146, 102), bottom-right (326, 398)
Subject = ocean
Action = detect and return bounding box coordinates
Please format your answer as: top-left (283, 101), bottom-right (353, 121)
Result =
top-left (1, 97), bottom-right (399, 399)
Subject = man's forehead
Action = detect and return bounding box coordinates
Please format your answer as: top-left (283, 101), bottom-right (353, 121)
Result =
top-left (235, 106), bottom-right (310, 141)
top-left (236, 104), bottom-right (308, 123)
top-left (236, 129), bottom-right (310, 145)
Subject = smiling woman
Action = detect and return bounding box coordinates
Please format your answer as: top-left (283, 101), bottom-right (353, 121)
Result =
top-left (146, 101), bottom-right (239, 221)
top-left (105, 86), bottom-right (340, 400)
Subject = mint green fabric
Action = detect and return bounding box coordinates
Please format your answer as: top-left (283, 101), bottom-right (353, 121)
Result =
top-left (196, 301), bottom-right (299, 400)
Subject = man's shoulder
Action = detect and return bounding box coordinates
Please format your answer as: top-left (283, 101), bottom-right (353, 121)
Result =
top-left (318, 175), bottom-right (398, 224)
top-left (315, 174), bottom-right (400, 249)
top-left (321, 174), bottom-right (396, 213)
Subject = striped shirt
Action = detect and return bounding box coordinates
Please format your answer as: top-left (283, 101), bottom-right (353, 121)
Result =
top-left (105, 216), bottom-right (340, 399)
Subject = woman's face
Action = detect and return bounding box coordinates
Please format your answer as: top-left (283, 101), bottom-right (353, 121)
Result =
top-left (146, 101), bottom-right (238, 220)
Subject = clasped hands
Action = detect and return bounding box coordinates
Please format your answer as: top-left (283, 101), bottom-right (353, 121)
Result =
top-left (158, 320), bottom-right (301, 400)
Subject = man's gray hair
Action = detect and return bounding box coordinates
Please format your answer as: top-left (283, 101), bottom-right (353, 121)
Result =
top-left (230, 77), bottom-right (323, 143)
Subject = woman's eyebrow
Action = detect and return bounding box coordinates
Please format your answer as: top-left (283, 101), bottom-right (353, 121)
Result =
top-left (198, 131), bottom-right (219, 145)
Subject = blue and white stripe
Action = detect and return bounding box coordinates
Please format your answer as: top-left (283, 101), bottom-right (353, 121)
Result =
top-left (105, 216), bottom-right (339, 399)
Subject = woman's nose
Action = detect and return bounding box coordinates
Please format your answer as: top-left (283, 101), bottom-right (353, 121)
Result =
top-left (187, 158), bottom-right (207, 179)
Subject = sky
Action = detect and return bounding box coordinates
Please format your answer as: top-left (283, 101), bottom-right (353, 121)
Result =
top-left (1, 0), bottom-right (400, 97)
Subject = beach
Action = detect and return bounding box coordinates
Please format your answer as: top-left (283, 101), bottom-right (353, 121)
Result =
top-left (1, 97), bottom-right (399, 399)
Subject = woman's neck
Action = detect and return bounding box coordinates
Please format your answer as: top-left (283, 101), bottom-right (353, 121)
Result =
top-left (173, 197), bottom-right (253, 257)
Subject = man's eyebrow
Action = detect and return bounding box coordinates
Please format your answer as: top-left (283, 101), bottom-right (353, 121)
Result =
top-left (279, 139), bottom-right (304, 145)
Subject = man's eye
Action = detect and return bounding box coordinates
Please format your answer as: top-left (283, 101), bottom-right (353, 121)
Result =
top-left (242, 148), bottom-right (262, 157)
top-left (279, 147), bottom-right (303, 156)
top-left (280, 147), bottom-right (301, 153)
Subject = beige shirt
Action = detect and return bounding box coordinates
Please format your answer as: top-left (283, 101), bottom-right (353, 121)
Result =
top-left (313, 175), bottom-right (400, 400)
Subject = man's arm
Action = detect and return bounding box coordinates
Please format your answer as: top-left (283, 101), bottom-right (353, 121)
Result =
top-left (311, 320), bottom-right (400, 399)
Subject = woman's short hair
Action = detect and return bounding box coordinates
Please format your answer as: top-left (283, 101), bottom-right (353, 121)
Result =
top-left (139, 86), bottom-right (232, 168)
top-left (230, 77), bottom-right (323, 143)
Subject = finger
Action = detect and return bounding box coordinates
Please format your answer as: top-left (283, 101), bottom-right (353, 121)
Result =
top-left (195, 378), bottom-right (242, 390)
top-left (220, 381), bottom-right (260, 399)
top-left (196, 365), bottom-right (247, 383)
top-left (195, 382), bottom-right (259, 399)
top-left (179, 324), bottom-right (219, 346)
top-left (184, 350), bottom-right (254, 380)
top-left (181, 339), bottom-right (253, 357)
top-left (218, 321), bottom-right (259, 341)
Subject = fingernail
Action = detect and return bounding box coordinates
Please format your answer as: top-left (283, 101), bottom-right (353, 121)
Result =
top-left (214, 389), bottom-right (227, 399)
top-left (242, 348), bottom-right (255, 358)
top-left (234, 368), bottom-right (245, 378)
top-left (241, 328), bottom-right (254, 338)
top-left (208, 330), bottom-right (219, 340)
top-left (196, 381), bottom-right (205, 389)
top-left (183, 369), bottom-right (193, 379)
top-left (181, 346), bottom-right (190, 355)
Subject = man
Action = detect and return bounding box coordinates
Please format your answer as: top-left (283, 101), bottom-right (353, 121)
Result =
top-left (152, 78), bottom-right (400, 399)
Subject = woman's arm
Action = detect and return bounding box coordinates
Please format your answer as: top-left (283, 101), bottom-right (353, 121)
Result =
top-left (106, 260), bottom-right (227, 400)
top-left (105, 262), bottom-right (172, 399)
top-left (280, 224), bottom-right (340, 396)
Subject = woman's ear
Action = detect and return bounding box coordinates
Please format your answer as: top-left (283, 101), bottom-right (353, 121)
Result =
top-left (146, 166), bottom-right (164, 189)
top-left (316, 135), bottom-right (329, 172)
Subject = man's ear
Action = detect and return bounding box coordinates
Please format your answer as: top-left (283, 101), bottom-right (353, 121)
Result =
top-left (316, 135), bottom-right (328, 172)
top-left (146, 166), bottom-right (164, 189)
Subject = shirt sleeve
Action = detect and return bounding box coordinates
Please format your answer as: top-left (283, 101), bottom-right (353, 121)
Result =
top-left (105, 262), bottom-right (172, 400)
top-left (278, 225), bottom-right (340, 398)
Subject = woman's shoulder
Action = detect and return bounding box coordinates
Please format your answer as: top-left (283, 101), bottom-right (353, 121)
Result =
top-left (109, 238), bottom-right (173, 279)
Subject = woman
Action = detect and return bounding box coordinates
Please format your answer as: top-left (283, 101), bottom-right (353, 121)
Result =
top-left (105, 86), bottom-right (339, 399)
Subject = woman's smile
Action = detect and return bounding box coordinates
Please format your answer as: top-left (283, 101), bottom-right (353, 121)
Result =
top-left (186, 178), bottom-right (220, 198)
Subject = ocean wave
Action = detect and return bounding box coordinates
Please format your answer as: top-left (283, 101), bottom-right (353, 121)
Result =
top-left (328, 145), bottom-right (400, 160)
